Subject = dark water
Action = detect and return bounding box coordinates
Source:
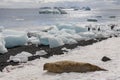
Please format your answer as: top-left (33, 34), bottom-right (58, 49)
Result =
top-left (0, 8), bottom-right (119, 29)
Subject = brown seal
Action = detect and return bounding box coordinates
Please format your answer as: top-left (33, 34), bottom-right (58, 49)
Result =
top-left (43, 60), bottom-right (107, 73)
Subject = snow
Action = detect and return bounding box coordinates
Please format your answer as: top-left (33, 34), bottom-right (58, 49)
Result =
top-left (0, 33), bottom-right (7, 54)
top-left (2, 30), bottom-right (28, 48)
top-left (0, 37), bottom-right (120, 80)
top-left (8, 51), bottom-right (32, 63)
top-left (62, 47), bottom-right (70, 52)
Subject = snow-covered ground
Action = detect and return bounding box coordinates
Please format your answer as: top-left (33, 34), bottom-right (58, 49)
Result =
top-left (0, 37), bottom-right (120, 80)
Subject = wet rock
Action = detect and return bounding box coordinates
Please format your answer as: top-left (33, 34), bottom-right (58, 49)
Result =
top-left (44, 60), bottom-right (107, 73)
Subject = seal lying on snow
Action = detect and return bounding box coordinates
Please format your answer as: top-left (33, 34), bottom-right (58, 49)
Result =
top-left (44, 61), bottom-right (107, 73)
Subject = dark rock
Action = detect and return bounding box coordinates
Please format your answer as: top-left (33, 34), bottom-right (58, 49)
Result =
top-left (87, 19), bottom-right (98, 22)
top-left (102, 56), bottom-right (111, 62)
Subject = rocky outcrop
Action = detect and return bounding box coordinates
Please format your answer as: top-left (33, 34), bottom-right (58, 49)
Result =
top-left (102, 56), bottom-right (111, 62)
top-left (44, 61), bottom-right (107, 73)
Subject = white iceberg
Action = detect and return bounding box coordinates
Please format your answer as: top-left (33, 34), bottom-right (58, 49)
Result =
top-left (0, 33), bottom-right (7, 54)
top-left (57, 24), bottom-right (88, 33)
top-left (79, 32), bottom-right (96, 39)
top-left (60, 29), bottom-right (76, 34)
top-left (58, 31), bottom-right (82, 42)
top-left (53, 31), bottom-right (77, 44)
top-left (39, 34), bottom-right (53, 45)
top-left (39, 34), bottom-right (64, 48)
top-left (57, 33), bottom-right (79, 44)
top-left (58, 36), bottom-right (77, 44)
top-left (39, 8), bottom-right (60, 14)
top-left (36, 23), bottom-right (116, 48)
top-left (48, 36), bottom-right (64, 48)
top-left (48, 26), bottom-right (59, 34)
top-left (36, 24), bottom-right (88, 48)
top-left (9, 51), bottom-right (32, 63)
top-left (2, 30), bottom-right (28, 48)
top-left (28, 37), bottom-right (40, 45)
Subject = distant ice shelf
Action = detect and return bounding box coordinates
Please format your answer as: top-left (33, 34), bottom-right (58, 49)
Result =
top-left (39, 7), bottom-right (67, 14)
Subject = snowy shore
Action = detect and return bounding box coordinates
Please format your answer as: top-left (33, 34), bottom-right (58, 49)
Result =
top-left (0, 23), bottom-right (119, 70)
top-left (0, 37), bottom-right (120, 80)
top-left (0, 37), bottom-right (107, 71)
top-left (1, 0), bottom-right (120, 79)
top-left (0, 23), bottom-right (120, 80)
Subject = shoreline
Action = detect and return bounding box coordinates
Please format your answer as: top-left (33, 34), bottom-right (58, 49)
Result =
top-left (0, 37), bottom-right (108, 71)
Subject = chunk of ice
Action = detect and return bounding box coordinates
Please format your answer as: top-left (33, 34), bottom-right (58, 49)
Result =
top-left (35, 50), bottom-right (48, 56)
top-left (49, 36), bottom-right (64, 48)
top-left (9, 51), bottom-right (32, 63)
top-left (2, 30), bottom-right (28, 48)
top-left (39, 34), bottom-right (53, 45)
top-left (0, 33), bottom-right (7, 54)
top-left (57, 24), bottom-right (88, 33)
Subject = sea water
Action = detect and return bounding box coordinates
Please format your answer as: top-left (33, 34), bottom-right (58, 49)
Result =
top-left (0, 8), bottom-right (120, 29)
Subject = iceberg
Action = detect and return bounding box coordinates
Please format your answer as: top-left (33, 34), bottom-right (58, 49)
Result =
top-left (39, 7), bottom-right (67, 14)
top-left (79, 32), bottom-right (96, 39)
top-left (48, 26), bottom-right (59, 34)
top-left (28, 37), bottom-right (40, 45)
top-left (0, 33), bottom-right (7, 54)
top-left (39, 34), bottom-right (53, 45)
top-left (57, 24), bottom-right (88, 33)
top-left (2, 30), bottom-right (28, 48)
top-left (60, 29), bottom-right (76, 34)
top-left (58, 35), bottom-right (77, 44)
top-left (58, 30), bottom-right (83, 42)
top-left (36, 24), bottom-right (89, 48)
top-left (39, 8), bottom-right (60, 14)
top-left (38, 33), bottom-right (64, 48)
top-left (49, 36), bottom-right (64, 48)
